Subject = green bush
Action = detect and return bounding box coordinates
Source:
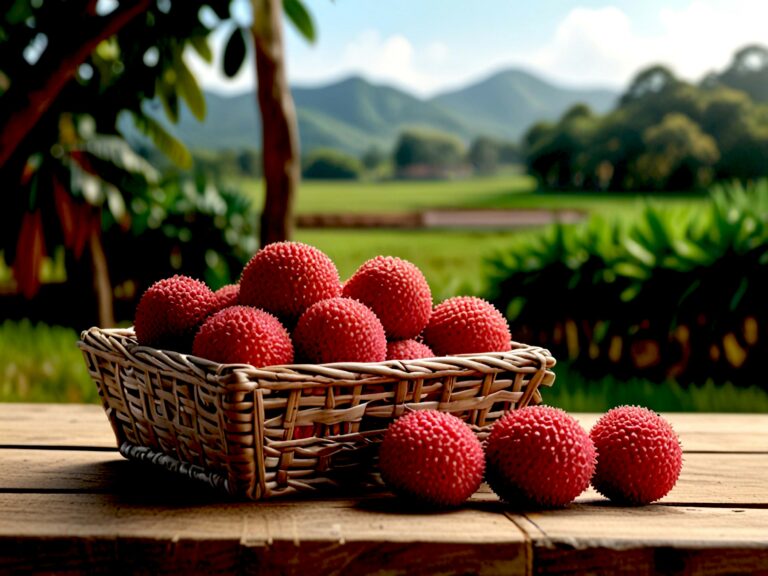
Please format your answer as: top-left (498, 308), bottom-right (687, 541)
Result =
top-left (486, 180), bottom-right (768, 388)
top-left (302, 148), bottom-right (363, 180)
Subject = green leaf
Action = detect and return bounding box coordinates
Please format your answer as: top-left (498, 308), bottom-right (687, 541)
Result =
top-left (223, 27), bottom-right (247, 78)
top-left (81, 136), bottom-right (161, 183)
top-left (130, 113), bottom-right (192, 170)
top-left (614, 261), bottom-right (650, 280)
top-left (190, 36), bottom-right (213, 64)
top-left (623, 237), bottom-right (656, 266)
top-left (730, 277), bottom-right (749, 312)
top-left (7, 0), bottom-right (32, 25)
top-left (283, 0), bottom-right (316, 43)
top-left (175, 51), bottom-right (206, 121)
top-left (155, 74), bottom-right (180, 124)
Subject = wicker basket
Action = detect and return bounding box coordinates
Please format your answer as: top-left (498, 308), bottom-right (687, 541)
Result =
top-left (78, 327), bottom-right (556, 500)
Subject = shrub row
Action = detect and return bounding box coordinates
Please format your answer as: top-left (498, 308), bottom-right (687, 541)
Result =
top-left (486, 180), bottom-right (768, 387)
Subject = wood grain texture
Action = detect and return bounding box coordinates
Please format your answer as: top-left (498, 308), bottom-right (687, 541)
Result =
top-left (573, 413), bottom-right (768, 453)
top-left (0, 403), bottom-right (115, 448)
top-left (2, 404), bottom-right (768, 575)
top-left (0, 493), bottom-right (529, 575)
top-left (4, 449), bottom-right (767, 508)
top-left (514, 506), bottom-right (768, 576)
top-left (3, 405), bottom-right (766, 453)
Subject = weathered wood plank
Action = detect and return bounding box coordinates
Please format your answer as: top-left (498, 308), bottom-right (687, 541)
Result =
top-left (573, 413), bottom-right (768, 453)
top-left (530, 545), bottom-right (768, 576)
top-left (2, 405), bottom-right (766, 453)
top-left (0, 403), bottom-right (115, 449)
top-left (0, 493), bottom-right (529, 575)
top-left (4, 449), bottom-right (766, 508)
top-left (513, 505), bottom-right (768, 576)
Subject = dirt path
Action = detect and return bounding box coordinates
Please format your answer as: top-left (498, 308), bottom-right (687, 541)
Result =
top-left (296, 209), bottom-right (584, 229)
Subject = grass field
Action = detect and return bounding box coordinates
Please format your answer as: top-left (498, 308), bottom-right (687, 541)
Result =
top-left (296, 229), bottom-right (522, 300)
top-left (239, 174), bottom-right (709, 216)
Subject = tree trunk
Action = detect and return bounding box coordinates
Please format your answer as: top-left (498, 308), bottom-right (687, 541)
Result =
top-left (252, 0), bottom-right (300, 246)
top-left (89, 224), bottom-right (115, 327)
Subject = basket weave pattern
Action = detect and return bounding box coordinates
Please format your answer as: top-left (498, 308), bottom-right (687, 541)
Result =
top-left (78, 327), bottom-right (556, 500)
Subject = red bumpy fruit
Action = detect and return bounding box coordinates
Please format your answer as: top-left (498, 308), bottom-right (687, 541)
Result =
top-left (485, 405), bottom-right (596, 508)
top-left (590, 406), bottom-right (683, 505)
top-left (379, 410), bottom-right (485, 507)
top-left (192, 305), bottom-right (293, 367)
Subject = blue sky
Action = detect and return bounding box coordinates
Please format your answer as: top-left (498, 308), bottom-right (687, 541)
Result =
top-left (190, 0), bottom-right (767, 96)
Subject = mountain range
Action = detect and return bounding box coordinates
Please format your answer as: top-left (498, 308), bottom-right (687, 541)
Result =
top-left (152, 68), bottom-right (618, 156)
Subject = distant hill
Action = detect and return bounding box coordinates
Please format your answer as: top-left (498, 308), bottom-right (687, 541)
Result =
top-left (149, 69), bottom-right (618, 156)
top-left (431, 69), bottom-right (617, 142)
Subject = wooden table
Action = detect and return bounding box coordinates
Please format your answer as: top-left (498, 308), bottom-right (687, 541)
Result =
top-left (1, 404), bottom-right (767, 575)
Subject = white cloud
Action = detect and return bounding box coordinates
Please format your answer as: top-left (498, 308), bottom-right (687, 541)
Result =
top-left (189, 2), bottom-right (768, 97)
top-left (426, 41), bottom-right (449, 64)
top-left (524, 2), bottom-right (768, 88)
top-left (316, 29), bottom-right (448, 95)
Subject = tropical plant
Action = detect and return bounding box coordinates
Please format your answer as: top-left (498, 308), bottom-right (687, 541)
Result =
top-left (0, 0), bottom-right (315, 326)
top-left (486, 180), bottom-right (768, 388)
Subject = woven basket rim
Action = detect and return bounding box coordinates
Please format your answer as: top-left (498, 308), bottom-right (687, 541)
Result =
top-left (78, 325), bottom-right (556, 378)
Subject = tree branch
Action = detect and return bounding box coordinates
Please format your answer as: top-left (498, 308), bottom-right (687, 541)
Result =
top-left (0, 0), bottom-right (151, 169)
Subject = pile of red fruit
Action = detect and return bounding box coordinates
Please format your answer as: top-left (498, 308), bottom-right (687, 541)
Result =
top-left (379, 405), bottom-right (683, 508)
top-left (133, 241), bottom-right (513, 366)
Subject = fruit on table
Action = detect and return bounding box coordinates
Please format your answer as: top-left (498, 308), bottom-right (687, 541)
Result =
top-left (590, 405), bottom-right (683, 505)
top-left (485, 405), bottom-right (596, 508)
top-left (379, 410), bottom-right (485, 507)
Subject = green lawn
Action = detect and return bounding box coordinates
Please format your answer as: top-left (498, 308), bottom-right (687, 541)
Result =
top-left (296, 229), bottom-right (523, 301)
top-left (239, 174), bottom-right (709, 216)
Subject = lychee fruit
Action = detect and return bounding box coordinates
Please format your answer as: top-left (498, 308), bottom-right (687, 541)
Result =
top-left (211, 284), bottom-right (239, 312)
top-left (590, 406), bottom-right (683, 505)
top-left (293, 297), bottom-right (386, 363)
top-left (192, 305), bottom-right (293, 367)
top-left (134, 275), bottom-right (218, 351)
top-left (386, 339), bottom-right (435, 360)
top-left (485, 406), bottom-right (596, 508)
top-left (342, 256), bottom-right (432, 339)
top-left (239, 242), bottom-right (340, 323)
top-left (423, 296), bottom-right (512, 356)
top-left (379, 410), bottom-right (485, 507)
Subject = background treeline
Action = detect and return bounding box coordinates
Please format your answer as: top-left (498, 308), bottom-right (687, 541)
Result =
top-left (188, 133), bottom-right (521, 182)
top-left (524, 45), bottom-right (768, 191)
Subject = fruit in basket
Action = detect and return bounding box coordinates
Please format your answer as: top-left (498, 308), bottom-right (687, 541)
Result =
top-left (590, 406), bottom-right (682, 505)
top-left (134, 275), bottom-right (218, 350)
top-left (192, 305), bottom-right (293, 367)
top-left (386, 339), bottom-right (435, 360)
top-left (379, 410), bottom-right (485, 507)
top-left (423, 296), bottom-right (511, 355)
top-left (485, 406), bottom-right (596, 508)
top-left (211, 283), bottom-right (240, 312)
top-left (342, 256), bottom-right (432, 339)
top-left (240, 241), bottom-right (341, 323)
top-left (293, 297), bottom-right (386, 363)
